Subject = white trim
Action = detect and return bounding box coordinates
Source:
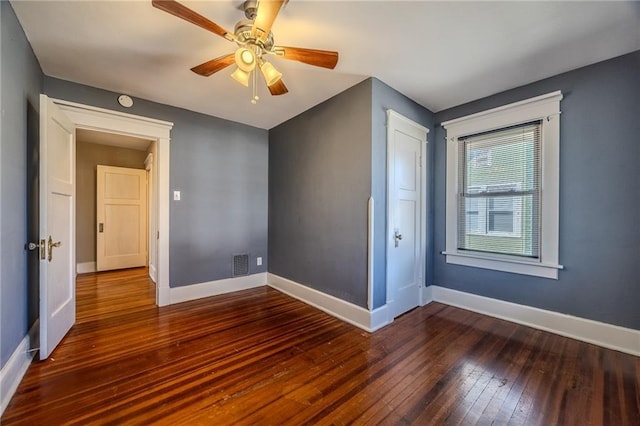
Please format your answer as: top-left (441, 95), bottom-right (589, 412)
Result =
top-left (144, 153), bottom-right (153, 170)
top-left (443, 91), bottom-right (562, 279)
top-left (421, 285), bottom-right (433, 306)
top-left (52, 99), bottom-right (172, 130)
top-left (76, 262), bottom-right (96, 274)
top-left (149, 264), bottom-right (157, 283)
top-left (367, 196), bottom-right (374, 311)
top-left (430, 286), bottom-right (640, 357)
top-left (385, 110), bottom-right (428, 318)
top-left (441, 91), bottom-right (563, 132)
top-left (169, 273), bottom-right (267, 305)
top-left (1, 322), bottom-right (38, 415)
top-left (386, 109), bottom-right (429, 134)
top-left (268, 273), bottom-right (391, 332)
top-left (51, 98), bottom-right (173, 306)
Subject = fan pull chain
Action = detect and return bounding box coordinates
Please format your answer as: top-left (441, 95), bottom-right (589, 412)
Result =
top-left (251, 67), bottom-right (259, 104)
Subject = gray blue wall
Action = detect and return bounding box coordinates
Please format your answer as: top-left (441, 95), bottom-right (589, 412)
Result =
top-left (268, 80), bottom-right (372, 306)
top-left (43, 77), bottom-right (269, 287)
top-left (268, 79), bottom-right (433, 309)
top-left (370, 78), bottom-right (434, 308)
top-left (1, 1), bottom-right (44, 368)
top-left (2, 0), bottom-right (268, 367)
top-left (433, 51), bottom-right (640, 330)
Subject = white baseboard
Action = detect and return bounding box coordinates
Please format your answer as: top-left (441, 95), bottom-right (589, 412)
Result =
top-left (267, 273), bottom-right (391, 332)
top-left (430, 285), bottom-right (640, 357)
top-left (169, 273), bottom-right (267, 305)
top-left (1, 321), bottom-right (38, 416)
top-left (149, 264), bottom-right (157, 283)
top-left (76, 262), bottom-right (96, 274)
top-left (420, 285), bottom-right (433, 306)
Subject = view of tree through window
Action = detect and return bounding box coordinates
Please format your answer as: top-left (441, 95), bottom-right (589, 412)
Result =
top-left (457, 122), bottom-right (541, 258)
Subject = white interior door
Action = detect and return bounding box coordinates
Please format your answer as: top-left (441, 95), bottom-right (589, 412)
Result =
top-left (387, 111), bottom-right (427, 319)
top-left (39, 94), bottom-right (76, 360)
top-left (96, 165), bottom-right (147, 271)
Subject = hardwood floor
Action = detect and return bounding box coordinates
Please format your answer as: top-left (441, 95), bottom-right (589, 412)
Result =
top-left (3, 268), bottom-right (639, 425)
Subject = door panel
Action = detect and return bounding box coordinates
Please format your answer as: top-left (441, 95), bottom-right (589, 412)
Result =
top-left (96, 165), bottom-right (147, 271)
top-left (105, 205), bottom-right (141, 255)
top-left (39, 94), bottom-right (76, 360)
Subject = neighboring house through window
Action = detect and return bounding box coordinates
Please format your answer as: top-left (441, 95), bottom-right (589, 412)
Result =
top-left (443, 91), bottom-right (563, 279)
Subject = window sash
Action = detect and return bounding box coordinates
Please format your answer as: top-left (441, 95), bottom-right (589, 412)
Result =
top-left (457, 122), bottom-right (541, 258)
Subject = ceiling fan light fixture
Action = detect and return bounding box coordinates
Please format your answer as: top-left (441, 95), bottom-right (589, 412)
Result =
top-left (230, 67), bottom-right (251, 87)
top-left (260, 61), bottom-right (282, 86)
top-left (235, 47), bottom-right (256, 72)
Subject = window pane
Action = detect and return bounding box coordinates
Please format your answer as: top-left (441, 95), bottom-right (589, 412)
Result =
top-left (457, 122), bottom-right (540, 258)
top-left (489, 211), bottom-right (513, 233)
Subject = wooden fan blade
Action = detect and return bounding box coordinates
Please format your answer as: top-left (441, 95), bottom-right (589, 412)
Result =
top-left (268, 79), bottom-right (288, 96)
top-left (276, 46), bottom-right (339, 69)
top-left (152, 0), bottom-right (231, 39)
top-left (191, 53), bottom-right (235, 77)
top-left (252, 0), bottom-right (285, 42)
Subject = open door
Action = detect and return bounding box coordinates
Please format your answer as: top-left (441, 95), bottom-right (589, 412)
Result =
top-left (39, 94), bottom-right (76, 360)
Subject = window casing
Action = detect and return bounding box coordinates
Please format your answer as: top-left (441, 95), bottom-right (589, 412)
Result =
top-left (442, 91), bottom-right (563, 279)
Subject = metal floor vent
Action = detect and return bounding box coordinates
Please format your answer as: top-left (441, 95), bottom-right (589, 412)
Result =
top-left (233, 254), bottom-right (249, 277)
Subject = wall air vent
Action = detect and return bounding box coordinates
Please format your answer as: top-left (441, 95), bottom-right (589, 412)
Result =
top-left (233, 254), bottom-right (249, 277)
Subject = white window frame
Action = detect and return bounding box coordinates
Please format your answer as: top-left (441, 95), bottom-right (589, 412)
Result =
top-left (442, 91), bottom-right (563, 279)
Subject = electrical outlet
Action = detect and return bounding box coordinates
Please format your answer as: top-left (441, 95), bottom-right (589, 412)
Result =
top-left (257, 257), bottom-right (262, 266)
top-left (173, 191), bottom-right (181, 201)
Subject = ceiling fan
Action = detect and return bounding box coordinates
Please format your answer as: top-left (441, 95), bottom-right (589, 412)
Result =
top-left (152, 0), bottom-right (339, 102)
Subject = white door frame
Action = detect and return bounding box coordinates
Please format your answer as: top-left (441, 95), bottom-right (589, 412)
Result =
top-left (53, 98), bottom-right (173, 306)
top-left (385, 109), bottom-right (429, 316)
top-left (144, 152), bottom-right (157, 283)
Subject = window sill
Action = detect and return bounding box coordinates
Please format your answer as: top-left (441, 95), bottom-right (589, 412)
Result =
top-left (442, 251), bottom-right (563, 279)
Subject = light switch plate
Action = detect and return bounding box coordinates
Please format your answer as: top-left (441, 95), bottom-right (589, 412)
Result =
top-left (173, 191), bottom-right (181, 201)
top-left (257, 257), bottom-right (262, 266)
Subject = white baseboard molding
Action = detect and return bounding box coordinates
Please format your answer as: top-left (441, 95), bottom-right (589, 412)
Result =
top-left (1, 321), bottom-right (38, 416)
top-left (149, 264), bottom-right (157, 284)
top-left (267, 273), bottom-right (391, 332)
top-left (430, 285), bottom-right (640, 357)
top-left (169, 273), bottom-right (267, 305)
top-left (76, 262), bottom-right (96, 274)
top-left (420, 285), bottom-right (433, 306)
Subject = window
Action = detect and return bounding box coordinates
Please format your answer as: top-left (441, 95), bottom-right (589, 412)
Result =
top-left (443, 91), bottom-right (563, 279)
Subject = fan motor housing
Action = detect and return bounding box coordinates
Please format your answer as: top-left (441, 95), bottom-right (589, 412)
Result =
top-left (234, 19), bottom-right (274, 51)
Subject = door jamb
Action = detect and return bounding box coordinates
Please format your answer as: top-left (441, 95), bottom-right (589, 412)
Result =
top-left (385, 109), bottom-right (429, 318)
top-left (53, 98), bottom-right (173, 306)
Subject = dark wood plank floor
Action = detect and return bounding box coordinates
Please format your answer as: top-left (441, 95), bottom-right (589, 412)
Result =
top-left (3, 268), bottom-right (639, 425)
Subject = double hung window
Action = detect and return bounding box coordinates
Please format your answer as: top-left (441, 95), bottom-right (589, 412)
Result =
top-left (443, 92), bottom-right (563, 279)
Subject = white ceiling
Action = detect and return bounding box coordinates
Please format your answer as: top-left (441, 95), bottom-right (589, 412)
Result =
top-left (11, 1), bottom-right (640, 130)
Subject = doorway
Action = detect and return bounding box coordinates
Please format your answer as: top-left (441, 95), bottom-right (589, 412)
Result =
top-left (53, 98), bottom-right (173, 306)
top-left (75, 129), bottom-right (154, 275)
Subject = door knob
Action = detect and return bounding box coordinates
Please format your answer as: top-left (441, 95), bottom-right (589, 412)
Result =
top-left (26, 239), bottom-right (46, 260)
top-left (47, 236), bottom-right (62, 262)
top-left (394, 230), bottom-right (403, 247)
